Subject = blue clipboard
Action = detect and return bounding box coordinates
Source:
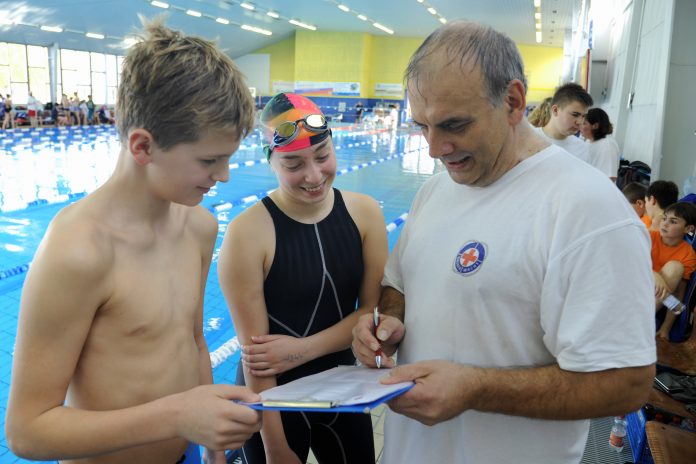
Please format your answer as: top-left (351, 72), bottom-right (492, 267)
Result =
top-left (246, 383), bottom-right (414, 414)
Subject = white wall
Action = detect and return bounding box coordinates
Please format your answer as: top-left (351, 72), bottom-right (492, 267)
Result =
top-left (233, 53), bottom-right (270, 96)
top-left (594, 0), bottom-right (677, 185)
top-left (621, 0), bottom-right (674, 179)
top-left (660, 0), bottom-right (696, 195)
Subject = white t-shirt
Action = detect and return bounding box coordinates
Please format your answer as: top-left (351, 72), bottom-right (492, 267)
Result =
top-left (587, 136), bottom-right (621, 178)
top-left (381, 145), bottom-right (655, 464)
top-left (533, 126), bottom-right (589, 163)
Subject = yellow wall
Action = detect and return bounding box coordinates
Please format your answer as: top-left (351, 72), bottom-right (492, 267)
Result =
top-left (252, 34), bottom-right (563, 102)
top-left (255, 35), bottom-right (296, 83)
top-left (368, 36), bottom-right (423, 99)
top-left (518, 44), bottom-right (564, 104)
top-left (294, 31), bottom-right (367, 83)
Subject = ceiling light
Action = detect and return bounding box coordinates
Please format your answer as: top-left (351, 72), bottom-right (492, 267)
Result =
top-left (86, 32), bottom-right (105, 39)
top-left (439, 17), bottom-right (447, 24)
top-left (124, 37), bottom-right (139, 47)
top-left (338, 4), bottom-right (350, 12)
top-left (267, 11), bottom-right (279, 18)
top-left (373, 23), bottom-right (394, 34)
top-left (535, 31), bottom-right (542, 43)
top-left (186, 10), bottom-right (202, 17)
top-left (216, 17), bottom-right (230, 25)
top-left (534, 0), bottom-right (541, 7)
top-left (40, 25), bottom-right (63, 33)
top-left (289, 19), bottom-right (317, 31)
top-left (151, 1), bottom-right (169, 8)
top-left (535, 22), bottom-right (542, 29)
top-left (427, 7), bottom-right (437, 15)
top-left (357, 14), bottom-right (367, 21)
top-left (241, 24), bottom-right (272, 35)
top-left (240, 2), bottom-right (255, 11)
top-left (535, 12), bottom-right (541, 19)
top-left (417, 0), bottom-right (424, 3)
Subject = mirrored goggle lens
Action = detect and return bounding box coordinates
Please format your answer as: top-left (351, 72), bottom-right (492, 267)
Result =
top-left (275, 121), bottom-right (297, 139)
top-left (304, 114), bottom-right (327, 130)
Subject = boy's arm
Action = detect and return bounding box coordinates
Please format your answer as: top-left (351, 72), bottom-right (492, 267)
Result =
top-left (192, 209), bottom-right (227, 464)
top-left (242, 194), bottom-right (388, 376)
top-left (218, 211), bottom-right (300, 464)
top-left (656, 278), bottom-right (689, 339)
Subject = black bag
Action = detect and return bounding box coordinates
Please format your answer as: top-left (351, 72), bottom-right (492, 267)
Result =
top-left (616, 160), bottom-right (651, 190)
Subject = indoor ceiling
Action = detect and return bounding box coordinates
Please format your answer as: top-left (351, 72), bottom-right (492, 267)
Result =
top-left (0, 0), bottom-right (580, 58)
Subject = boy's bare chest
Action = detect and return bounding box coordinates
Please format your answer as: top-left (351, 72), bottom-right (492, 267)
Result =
top-left (99, 233), bottom-right (205, 334)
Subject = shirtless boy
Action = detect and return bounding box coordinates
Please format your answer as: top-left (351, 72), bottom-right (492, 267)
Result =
top-left (6, 19), bottom-right (261, 464)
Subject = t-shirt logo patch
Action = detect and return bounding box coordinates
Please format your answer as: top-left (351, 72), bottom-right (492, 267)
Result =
top-left (453, 241), bottom-right (487, 275)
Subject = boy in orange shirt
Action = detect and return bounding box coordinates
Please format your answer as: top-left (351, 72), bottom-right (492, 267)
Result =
top-left (622, 182), bottom-right (650, 227)
top-left (651, 201), bottom-right (696, 339)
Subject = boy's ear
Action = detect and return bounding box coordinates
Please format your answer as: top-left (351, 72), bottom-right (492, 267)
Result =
top-left (636, 199), bottom-right (645, 207)
top-left (128, 129), bottom-right (155, 166)
top-left (686, 224), bottom-right (696, 235)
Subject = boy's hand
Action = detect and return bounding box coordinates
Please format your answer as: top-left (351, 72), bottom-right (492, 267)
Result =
top-left (174, 385), bottom-right (261, 451)
top-left (653, 273), bottom-right (671, 301)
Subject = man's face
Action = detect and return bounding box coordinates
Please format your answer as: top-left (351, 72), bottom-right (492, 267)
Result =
top-left (551, 101), bottom-right (588, 137)
top-left (407, 58), bottom-right (521, 187)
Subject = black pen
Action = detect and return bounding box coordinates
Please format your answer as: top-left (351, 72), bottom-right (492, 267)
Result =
top-left (373, 307), bottom-right (382, 368)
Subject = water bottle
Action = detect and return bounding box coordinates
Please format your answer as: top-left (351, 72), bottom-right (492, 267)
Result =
top-left (609, 415), bottom-right (627, 452)
top-left (662, 294), bottom-right (686, 315)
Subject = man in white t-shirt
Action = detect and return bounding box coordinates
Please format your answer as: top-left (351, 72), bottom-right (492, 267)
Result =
top-left (534, 83), bottom-right (593, 162)
top-left (351, 21), bottom-right (655, 464)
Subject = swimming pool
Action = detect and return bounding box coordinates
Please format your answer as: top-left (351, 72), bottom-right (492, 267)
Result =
top-left (0, 123), bottom-right (441, 462)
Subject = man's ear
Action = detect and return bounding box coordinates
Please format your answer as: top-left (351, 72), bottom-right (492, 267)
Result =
top-left (504, 79), bottom-right (527, 124)
top-left (128, 129), bottom-right (155, 166)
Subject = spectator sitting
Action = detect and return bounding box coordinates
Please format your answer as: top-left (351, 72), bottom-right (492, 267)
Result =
top-left (622, 182), bottom-right (650, 227)
top-left (651, 201), bottom-right (696, 339)
top-left (98, 105), bottom-right (115, 124)
top-left (645, 180), bottom-right (679, 231)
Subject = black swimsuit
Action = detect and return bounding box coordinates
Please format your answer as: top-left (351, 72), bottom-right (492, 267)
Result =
top-left (237, 189), bottom-right (375, 464)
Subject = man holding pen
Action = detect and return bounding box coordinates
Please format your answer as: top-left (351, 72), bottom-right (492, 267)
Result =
top-left (352, 20), bottom-right (656, 464)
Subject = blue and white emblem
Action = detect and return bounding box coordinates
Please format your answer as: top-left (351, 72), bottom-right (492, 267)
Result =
top-left (453, 241), bottom-right (487, 275)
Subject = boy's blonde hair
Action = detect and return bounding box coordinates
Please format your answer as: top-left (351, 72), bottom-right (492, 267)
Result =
top-left (116, 17), bottom-right (255, 149)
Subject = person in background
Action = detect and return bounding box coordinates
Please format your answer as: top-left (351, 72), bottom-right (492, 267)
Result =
top-left (645, 180), bottom-right (679, 231)
top-left (581, 108), bottom-right (621, 181)
top-left (86, 95), bottom-right (96, 125)
top-left (354, 100), bottom-right (364, 124)
top-left (351, 20), bottom-right (655, 464)
top-left (218, 92), bottom-right (387, 464)
top-left (5, 18), bottom-right (261, 464)
top-left (534, 83), bottom-right (593, 162)
top-left (622, 182), bottom-right (650, 227)
top-left (527, 97), bottom-right (551, 128)
top-left (27, 92), bottom-right (43, 128)
top-left (650, 202), bottom-right (696, 339)
top-left (2, 94), bottom-right (14, 130)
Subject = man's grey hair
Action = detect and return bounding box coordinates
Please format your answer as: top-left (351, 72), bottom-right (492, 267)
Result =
top-left (405, 21), bottom-right (527, 107)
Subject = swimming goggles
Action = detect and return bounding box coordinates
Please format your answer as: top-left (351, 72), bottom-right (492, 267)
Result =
top-left (265, 114), bottom-right (329, 156)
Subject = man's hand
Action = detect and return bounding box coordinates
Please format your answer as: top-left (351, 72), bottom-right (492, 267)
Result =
top-left (174, 385), bottom-right (262, 451)
top-left (242, 334), bottom-right (308, 377)
top-left (381, 360), bottom-right (474, 425)
top-left (351, 312), bottom-right (404, 368)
